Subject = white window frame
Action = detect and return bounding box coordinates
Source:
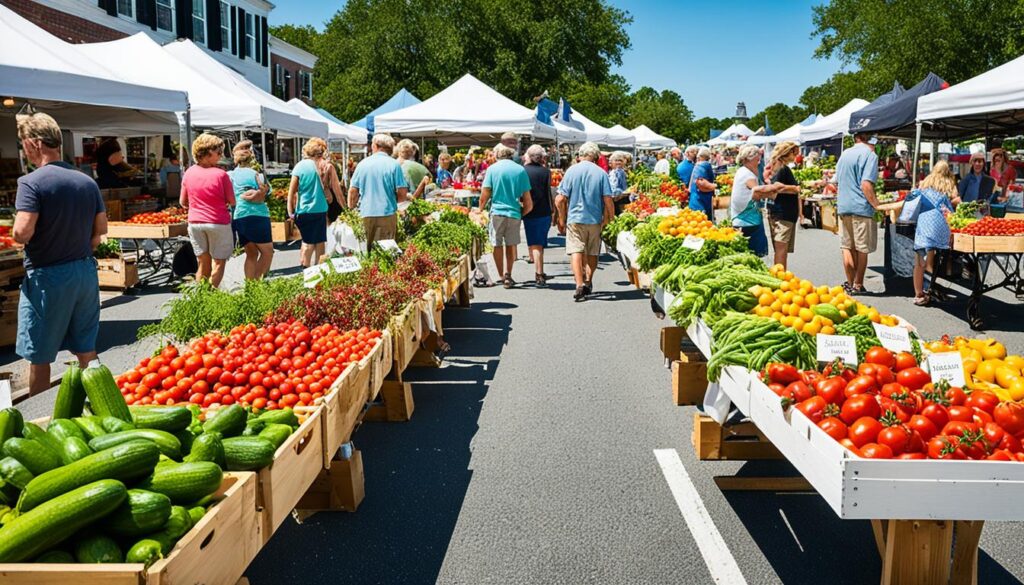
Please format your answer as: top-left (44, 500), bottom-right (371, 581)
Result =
top-left (116, 0), bottom-right (134, 19)
top-left (155, 0), bottom-right (175, 33)
top-left (245, 13), bottom-right (255, 60)
top-left (192, 1), bottom-right (206, 45)
top-left (220, 2), bottom-right (231, 51)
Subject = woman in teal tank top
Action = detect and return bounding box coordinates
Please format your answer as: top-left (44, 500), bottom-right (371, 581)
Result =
top-left (287, 138), bottom-right (333, 267)
top-left (229, 141), bottom-right (273, 279)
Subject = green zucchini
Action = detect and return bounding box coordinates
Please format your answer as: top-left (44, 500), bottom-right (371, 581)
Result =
top-left (88, 429), bottom-right (181, 459)
top-left (46, 418), bottom-right (85, 443)
top-left (34, 549), bottom-right (74, 563)
top-left (107, 489), bottom-right (172, 537)
top-left (73, 416), bottom-right (108, 440)
top-left (130, 406), bottom-right (192, 432)
top-left (74, 533), bottom-right (123, 563)
top-left (100, 416), bottom-right (135, 434)
top-left (185, 432), bottom-right (225, 468)
top-left (18, 440), bottom-right (160, 512)
top-left (175, 428), bottom-right (196, 456)
top-left (0, 457), bottom-right (33, 490)
top-left (258, 424), bottom-right (294, 449)
top-left (59, 436), bottom-right (93, 465)
top-left (21, 422), bottom-right (63, 456)
top-left (202, 404), bottom-right (247, 437)
top-left (0, 479), bottom-right (127, 562)
top-left (125, 538), bottom-right (163, 567)
top-left (52, 363), bottom-right (86, 419)
top-left (81, 364), bottom-right (132, 422)
top-left (0, 408), bottom-right (25, 446)
top-left (136, 462), bottom-right (222, 504)
top-left (222, 436), bottom-right (276, 471)
top-left (187, 505), bottom-right (206, 526)
top-left (2, 438), bottom-right (61, 475)
top-left (256, 408), bottom-right (298, 427)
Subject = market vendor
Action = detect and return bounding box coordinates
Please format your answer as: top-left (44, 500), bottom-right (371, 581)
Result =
top-left (688, 147), bottom-right (716, 221)
top-left (608, 151), bottom-right (632, 215)
top-left (989, 148), bottom-right (1017, 196)
top-left (436, 152), bottom-right (454, 189)
top-left (13, 112), bottom-right (107, 396)
top-left (396, 139), bottom-right (432, 199)
top-left (956, 152), bottom-right (995, 204)
top-left (94, 137), bottom-right (133, 188)
top-left (348, 133), bottom-right (409, 251)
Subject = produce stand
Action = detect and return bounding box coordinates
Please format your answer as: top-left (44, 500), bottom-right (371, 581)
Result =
top-left (106, 222), bottom-right (189, 286)
top-left (947, 234), bottom-right (1024, 330)
top-left (255, 406), bottom-right (324, 541)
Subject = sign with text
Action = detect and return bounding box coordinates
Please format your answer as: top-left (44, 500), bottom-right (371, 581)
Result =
top-left (330, 256), bottom-right (362, 274)
top-left (816, 334), bottom-right (859, 364)
top-left (302, 264), bottom-right (329, 288)
top-left (871, 323), bottom-right (913, 353)
top-left (376, 239), bottom-right (403, 255)
top-left (926, 351), bottom-right (967, 387)
top-left (654, 206), bottom-right (679, 217)
top-left (682, 235), bottom-right (705, 251)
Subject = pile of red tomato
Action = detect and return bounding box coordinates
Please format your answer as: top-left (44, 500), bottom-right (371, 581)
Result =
top-left (126, 211), bottom-right (182, 225)
top-left (953, 216), bottom-right (1024, 236)
top-left (762, 346), bottom-right (1024, 460)
top-left (117, 321), bottom-right (382, 410)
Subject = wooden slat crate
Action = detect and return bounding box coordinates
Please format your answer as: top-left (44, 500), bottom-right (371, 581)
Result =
top-left (671, 354), bottom-right (708, 406)
top-left (390, 300), bottom-right (424, 376)
top-left (294, 449), bottom-right (365, 517)
top-left (97, 257), bottom-right (139, 290)
top-left (107, 222), bottom-right (188, 239)
top-left (691, 412), bottom-right (782, 461)
top-left (255, 406), bottom-right (324, 542)
top-left (367, 329), bottom-right (392, 402)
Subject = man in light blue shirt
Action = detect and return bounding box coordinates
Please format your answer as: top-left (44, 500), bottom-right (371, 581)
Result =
top-left (677, 146), bottom-right (696, 186)
top-left (556, 141), bottom-right (613, 301)
top-left (348, 133), bottom-right (409, 251)
top-left (159, 154), bottom-right (180, 187)
top-left (479, 143), bottom-right (532, 287)
top-left (835, 133), bottom-right (881, 294)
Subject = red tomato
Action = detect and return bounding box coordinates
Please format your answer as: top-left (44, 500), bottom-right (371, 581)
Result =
top-left (942, 420), bottom-right (979, 437)
top-left (849, 416), bottom-right (884, 448)
top-left (860, 443), bottom-right (894, 459)
top-left (908, 414), bottom-right (939, 442)
top-left (818, 417), bottom-right (848, 441)
top-left (921, 403), bottom-right (950, 430)
top-left (965, 390), bottom-right (999, 415)
top-left (895, 367), bottom-right (930, 391)
top-left (994, 402), bottom-right (1024, 435)
top-left (927, 435), bottom-right (964, 459)
top-left (896, 452), bottom-right (926, 459)
top-left (948, 405), bottom-right (974, 422)
top-left (864, 347), bottom-right (896, 369)
top-left (841, 394), bottom-right (881, 425)
top-left (795, 396), bottom-right (828, 422)
top-left (844, 375), bottom-right (878, 398)
top-left (814, 377), bottom-right (847, 406)
top-left (877, 424), bottom-right (911, 455)
top-left (839, 438), bottom-right (863, 456)
top-left (894, 351), bottom-right (917, 372)
top-left (999, 432), bottom-right (1022, 453)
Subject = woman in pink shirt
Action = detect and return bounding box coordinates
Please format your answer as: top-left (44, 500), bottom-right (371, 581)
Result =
top-left (180, 133), bottom-right (236, 287)
top-left (990, 148), bottom-right (1017, 196)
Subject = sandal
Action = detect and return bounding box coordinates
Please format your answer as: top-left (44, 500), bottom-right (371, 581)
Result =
top-left (913, 295), bottom-right (930, 306)
top-left (503, 274), bottom-right (516, 289)
top-left (583, 281), bottom-right (593, 295)
top-left (535, 273), bottom-right (547, 286)
top-left (573, 286), bottom-right (587, 302)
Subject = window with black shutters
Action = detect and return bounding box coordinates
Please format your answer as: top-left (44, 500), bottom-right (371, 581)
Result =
top-left (299, 71), bottom-right (312, 100)
top-left (117, 0), bottom-right (133, 17)
top-left (220, 2), bottom-right (231, 51)
top-left (245, 13), bottom-right (254, 59)
top-left (156, 0), bottom-right (174, 32)
top-left (192, 1), bottom-right (205, 44)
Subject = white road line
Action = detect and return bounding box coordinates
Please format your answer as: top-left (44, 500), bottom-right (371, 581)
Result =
top-left (654, 449), bottom-right (748, 585)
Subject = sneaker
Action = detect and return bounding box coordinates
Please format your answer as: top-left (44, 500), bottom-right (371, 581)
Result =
top-left (574, 286), bottom-right (587, 302)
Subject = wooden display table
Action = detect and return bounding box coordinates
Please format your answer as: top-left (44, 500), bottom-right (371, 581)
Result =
top-left (949, 233), bottom-right (1024, 329)
top-left (106, 222), bottom-right (188, 287)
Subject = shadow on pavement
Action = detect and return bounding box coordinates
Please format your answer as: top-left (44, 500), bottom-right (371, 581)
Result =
top-left (246, 301), bottom-right (512, 585)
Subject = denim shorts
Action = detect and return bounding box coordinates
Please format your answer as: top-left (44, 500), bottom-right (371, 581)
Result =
top-left (17, 257), bottom-right (101, 364)
top-left (523, 216), bottom-right (551, 247)
top-left (294, 212), bottom-right (327, 245)
top-left (233, 216), bottom-right (272, 246)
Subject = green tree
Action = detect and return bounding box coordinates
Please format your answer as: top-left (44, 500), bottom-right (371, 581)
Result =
top-left (750, 102), bottom-right (811, 135)
top-left (268, 24), bottom-right (320, 54)
top-left (560, 75), bottom-right (632, 128)
top-left (624, 87), bottom-right (693, 144)
top-left (682, 117), bottom-right (731, 144)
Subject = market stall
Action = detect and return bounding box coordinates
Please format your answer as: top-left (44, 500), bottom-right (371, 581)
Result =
top-left (351, 88), bottom-right (422, 134)
top-left (629, 124), bottom-right (675, 150)
top-left (798, 98), bottom-right (870, 144)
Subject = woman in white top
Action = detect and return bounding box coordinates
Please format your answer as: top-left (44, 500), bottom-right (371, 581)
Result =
top-left (730, 145), bottom-right (782, 257)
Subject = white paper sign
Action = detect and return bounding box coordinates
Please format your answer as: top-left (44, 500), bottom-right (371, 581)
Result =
top-left (330, 256), bottom-right (362, 274)
top-left (926, 352), bottom-right (967, 387)
top-left (0, 380), bottom-right (11, 409)
top-left (872, 323), bottom-right (913, 353)
top-left (682, 235), bottom-right (705, 251)
top-left (377, 239), bottom-right (402, 254)
top-left (654, 206), bottom-right (678, 217)
top-left (302, 264), bottom-right (328, 288)
top-left (816, 334), bottom-right (859, 364)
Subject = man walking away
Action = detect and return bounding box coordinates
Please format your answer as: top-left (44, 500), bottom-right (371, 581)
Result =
top-left (14, 112), bottom-right (107, 395)
top-left (349, 133), bottom-right (410, 251)
top-left (556, 142), bottom-right (614, 302)
top-left (835, 132), bottom-right (881, 294)
top-left (478, 143), bottom-right (532, 288)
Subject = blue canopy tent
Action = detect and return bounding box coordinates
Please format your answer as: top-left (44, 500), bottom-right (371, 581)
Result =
top-left (352, 88), bottom-right (421, 134)
top-left (848, 73), bottom-right (947, 138)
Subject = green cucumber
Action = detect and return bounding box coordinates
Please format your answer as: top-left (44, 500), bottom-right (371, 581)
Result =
top-left (0, 457), bottom-right (33, 491)
top-left (108, 489), bottom-right (173, 537)
top-left (185, 432), bottom-right (225, 468)
top-left (88, 429), bottom-right (181, 459)
top-left (222, 436), bottom-right (276, 470)
top-left (21, 422), bottom-right (63, 456)
top-left (0, 408), bottom-right (24, 445)
top-left (175, 428), bottom-right (196, 456)
top-left (46, 419), bottom-right (85, 443)
top-left (59, 436), bottom-right (93, 465)
top-left (0, 479), bottom-right (127, 562)
top-left (258, 424), bottom-right (294, 449)
top-left (52, 363), bottom-right (86, 419)
top-left (241, 419), bottom-right (266, 436)
top-left (136, 461), bottom-right (222, 504)
top-left (125, 538), bottom-right (163, 567)
top-left (2, 438), bottom-right (61, 475)
top-left (202, 404), bottom-right (247, 437)
top-left (74, 533), bottom-right (123, 563)
top-left (100, 416), bottom-right (135, 434)
top-left (18, 440), bottom-right (160, 512)
top-left (256, 408), bottom-right (298, 427)
top-left (130, 406), bottom-right (192, 432)
top-left (162, 505), bottom-right (193, 539)
top-left (187, 505), bottom-right (206, 526)
top-left (73, 416), bottom-right (108, 440)
top-left (34, 549), bottom-right (74, 563)
top-left (81, 364), bottom-right (132, 422)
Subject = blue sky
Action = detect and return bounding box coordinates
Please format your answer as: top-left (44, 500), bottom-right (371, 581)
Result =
top-left (268, 0), bottom-right (846, 119)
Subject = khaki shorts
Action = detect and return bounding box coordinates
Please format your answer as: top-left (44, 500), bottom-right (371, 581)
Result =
top-left (188, 223), bottom-right (234, 260)
top-left (839, 214), bottom-right (878, 254)
top-left (488, 214), bottom-right (521, 247)
top-left (566, 223), bottom-right (602, 256)
top-left (363, 214), bottom-right (398, 250)
top-left (769, 217), bottom-right (796, 253)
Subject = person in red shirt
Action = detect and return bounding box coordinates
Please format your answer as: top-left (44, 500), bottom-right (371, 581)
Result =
top-left (180, 133), bottom-right (236, 288)
top-left (989, 148), bottom-right (1017, 194)
top-left (597, 152), bottom-right (609, 172)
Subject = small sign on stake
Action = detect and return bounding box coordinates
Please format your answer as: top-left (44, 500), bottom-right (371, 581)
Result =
top-left (376, 239), bottom-right (402, 255)
top-left (871, 323), bottom-right (913, 353)
top-left (330, 256), bottom-right (362, 274)
top-left (926, 352), bottom-right (966, 387)
top-left (302, 264), bottom-right (329, 288)
top-left (682, 235), bottom-right (705, 251)
top-left (816, 334), bottom-right (859, 365)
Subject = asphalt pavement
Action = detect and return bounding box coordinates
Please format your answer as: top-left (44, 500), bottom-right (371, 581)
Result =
top-left (10, 222), bottom-right (1024, 584)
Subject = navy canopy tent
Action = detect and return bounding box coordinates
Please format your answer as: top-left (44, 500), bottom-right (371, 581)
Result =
top-left (352, 88), bottom-right (421, 134)
top-left (848, 73), bottom-right (947, 137)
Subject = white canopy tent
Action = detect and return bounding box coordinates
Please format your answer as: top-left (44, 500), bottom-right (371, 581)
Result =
top-left (552, 119), bottom-right (586, 144)
top-left (917, 53), bottom-right (1024, 139)
top-left (798, 99), bottom-right (870, 144)
top-left (375, 74), bottom-right (556, 142)
top-left (630, 124), bottom-right (675, 149)
top-left (0, 5), bottom-right (186, 135)
top-left (605, 125), bottom-right (637, 148)
top-left (163, 40), bottom-right (327, 138)
top-left (286, 99), bottom-right (365, 144)
top-left (715, 123), bottom-right (757, 141)
top-left (567, 110), bottom-right (610, 144)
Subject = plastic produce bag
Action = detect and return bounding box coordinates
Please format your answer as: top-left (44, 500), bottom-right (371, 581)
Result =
top-left (891, 227), bottom-right (916, 278)
top-left (329, 221), bottom-right (365, 255)
top-left (702, 381), bottom-right (732, 425)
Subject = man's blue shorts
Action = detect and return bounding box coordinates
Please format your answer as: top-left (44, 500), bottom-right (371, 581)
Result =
top-left (17, 257), bottom-right (101, 364)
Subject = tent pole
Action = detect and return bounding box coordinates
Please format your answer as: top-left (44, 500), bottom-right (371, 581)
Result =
top-left (183, 106), bottom-right (193, 166)
top-left (929, 141), bottom-right (935, 173)
top-left (261, 131), bottom-right (267, 168)
top-left (912, 122), bottom-right (922, 188)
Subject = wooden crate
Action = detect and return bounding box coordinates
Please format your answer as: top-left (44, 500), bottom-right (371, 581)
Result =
top-left (367, 329), bottom-right (392, 402)
top-left (364, 380), bottom-right (414, 422)
top-left (390, 300), bottom-right (424, 376)
top-left (107, 222), bottom-right (188, 239)
top-left (0, 261), bottom-right (26, 287)
top-left (255, 407), bottom-right (324, 541)
top-left (0, 472), bottom-right (261, 585)
top-left (659, 326), bottom-right (701, 363)
top-left (691, 412), bottom-right (782, 461)
top-left (422, 288), bottom-right (444, 337)
top-left (104, 198), bottom-right (124, 222)
top-left (294, 449), bottom-right (365, 517)
top-left (97, 257), bottom-right (139, 290)
top-left (270, 220), bottom-right (299, 243)
top-left (636, 270), bottom-right (653, 290)
top-left (671, 354), bottom-right (708, 406)
top-left (820, 205), bottom-right (839, 234)
top-left (0, 313), bottom-right (17, 347)
top-left (953, 233), bottom-right (1024, 254)
top-left (305, 362), bottom-right (367, 469)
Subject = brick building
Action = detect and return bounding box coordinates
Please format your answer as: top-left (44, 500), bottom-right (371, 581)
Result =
top-left (269, 35), bottom-right (316, 105)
